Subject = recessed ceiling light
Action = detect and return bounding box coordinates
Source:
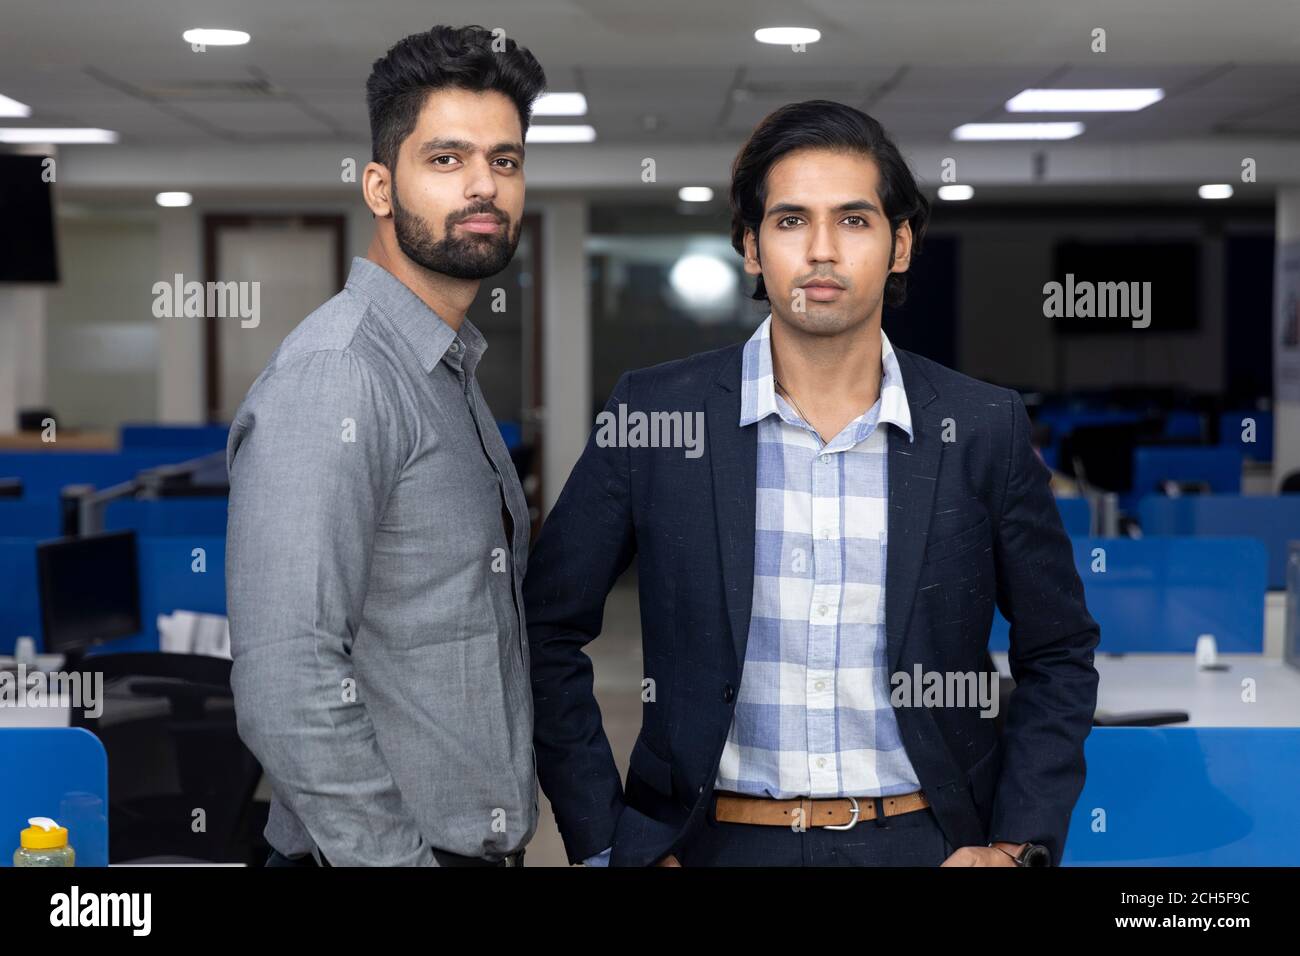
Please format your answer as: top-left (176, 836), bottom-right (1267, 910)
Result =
top-left (0, 94), bottom-right (31, 118)
top-left (937, 185), bottom-right (974, 201)
top-left (533, 93), bottom-right (588, 117)
top-left (1198, 184), bottom-right (1233, 200)
top-left (754, 27), bottom-right (821, 45)
top-left (181, 28), bottom-right (251, 47)
top-left (1006, 88), bottom-right (1164, 112)
top-left (525, 124), bottom-right (596, 143)
top-left (952, 122), bottom-right (1084, 141)
top-left (156, 192), bottom-right (193, 208)
top-left (0, 127), bottom-right (118, 143)
top-left (678, 187), bottom-right (714, 202)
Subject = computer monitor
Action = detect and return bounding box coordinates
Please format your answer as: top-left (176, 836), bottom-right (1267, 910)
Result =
top-left (37, 531), bottom-right (142, 654)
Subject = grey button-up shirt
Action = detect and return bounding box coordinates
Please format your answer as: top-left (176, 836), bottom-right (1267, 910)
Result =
top-left (226, 256), bottom-right (537, 866)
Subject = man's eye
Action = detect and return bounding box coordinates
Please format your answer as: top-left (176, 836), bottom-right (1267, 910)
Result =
top-left (431, 155), bottom-right (458, 166)
top-left (493, 157), bottom-right (520, 169)
top-left (778, 216), bottom-right (802, 228)
top-left (843, 215), bottom-right (866, 226)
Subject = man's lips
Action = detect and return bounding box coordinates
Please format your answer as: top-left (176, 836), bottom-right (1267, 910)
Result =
top-left (457, 215), bottom-right (503, 234)
top-left (800, 279), bottom-right (845, 300)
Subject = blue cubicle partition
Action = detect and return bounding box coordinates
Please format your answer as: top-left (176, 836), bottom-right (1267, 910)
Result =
top-left (1139, 495), bottom-right (1300, 590)
top-left (0, 450), bottom-right (196, 499)
top-left (1063, 727), bottom-right (1300, 865)
top-left (119, 423), bottom-right (229, 452)
top-left (0, 497), bottom-right (61, 537)
top-left (0, 534), bottom-right (226, 655)
top-left (1055, 497), bottom-right (1090, 536)
top-left (989, 536), bottom-right (1267, 653)
top-left (0, 728), bottom-right (109, 867)
top-left (1162, 410), bottom-right (1203, 440)
top-left (104, 498), bottom-right (228, 536)
top-left (1128, 446), bottom-right (1243, 512)
top-left (1219, 410), bottom-right (1273, 463)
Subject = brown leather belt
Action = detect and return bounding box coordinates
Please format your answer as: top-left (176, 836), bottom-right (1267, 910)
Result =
top-left (713, 790), bottom-right (930, 830)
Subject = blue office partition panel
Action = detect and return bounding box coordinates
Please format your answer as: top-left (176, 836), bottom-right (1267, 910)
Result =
top-left (1055, 497), bottom-right (1090, 536)
top-left (989, 536), bottom-right (1266, 653)
top-left (0, 728), bottom-right (109, 866)
top-left (0, 498), bottom-right (62, 538)
top-left (119, 424), bottom-right (229, 452)
top-left (104, 498), bottom-right (229, 536)
top-left (1063, 727), bottom-right (1300, 865)
top-left (1139, 494), bottom-right (1300, 590)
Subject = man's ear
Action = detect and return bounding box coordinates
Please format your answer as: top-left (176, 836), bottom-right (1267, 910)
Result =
top-left (891, 220), bottom-right (914, 273)
top-left (362, 161), bottom-right (394, 218)
top-left (742, 227), bottom-right (762, 277)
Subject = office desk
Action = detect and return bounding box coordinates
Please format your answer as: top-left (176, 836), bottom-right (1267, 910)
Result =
top-left (995, 652), bottom-right (1300, 726)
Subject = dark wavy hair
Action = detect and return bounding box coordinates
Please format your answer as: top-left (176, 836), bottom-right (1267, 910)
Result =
top-left (366, 25), bottom-right (547, 171)
top-left (729, 100), bottom-right (930, 308)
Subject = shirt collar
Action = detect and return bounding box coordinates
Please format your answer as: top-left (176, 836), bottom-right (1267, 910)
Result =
top-left (344, 256), bottom-right (487, 376)
top-left (738, 314), bottom-right (914, 443)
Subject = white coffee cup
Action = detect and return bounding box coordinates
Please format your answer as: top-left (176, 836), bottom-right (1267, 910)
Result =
top-left (1195, 633), bottom-right (1219, 669)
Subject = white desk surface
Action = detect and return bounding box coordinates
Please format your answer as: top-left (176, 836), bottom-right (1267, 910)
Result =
top-left (994, 652), bottom-right (1300, 727)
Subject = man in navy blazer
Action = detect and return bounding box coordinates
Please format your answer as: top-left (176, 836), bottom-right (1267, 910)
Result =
top-left (524, 100), bottom-right (1100, 867)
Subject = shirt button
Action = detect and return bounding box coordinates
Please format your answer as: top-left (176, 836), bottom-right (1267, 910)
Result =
top-left (449, 341), bottom-right (461, 353)
top-left (820, 454), bottom-right (830, 463)
top-left (814, 680), bottom-right (826, 691)
top-left (820, 529), bottom-right (831, 539)
top-left (816, 757), bottom-right (827, 768)
top-left (816, 605), bottom-right (828, 616)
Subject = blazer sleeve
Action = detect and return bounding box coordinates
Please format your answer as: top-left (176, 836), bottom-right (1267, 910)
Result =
top-left (523, 373), bottom-right (638, 864)
top-left (988, 388), bottom-right (1101, 863)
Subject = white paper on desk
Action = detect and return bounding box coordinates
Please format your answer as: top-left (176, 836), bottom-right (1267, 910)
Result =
top-left (157, 611), bottom-right (232, 660)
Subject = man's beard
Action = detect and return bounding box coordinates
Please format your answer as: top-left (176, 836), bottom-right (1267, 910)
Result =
top-left (391, 181), bottom-right (521, 280)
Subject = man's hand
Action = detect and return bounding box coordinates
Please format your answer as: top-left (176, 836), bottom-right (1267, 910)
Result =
top-left (940, 841), bottom-right (1025, 867)
top-left (654, 854), bottom-right (682, 867)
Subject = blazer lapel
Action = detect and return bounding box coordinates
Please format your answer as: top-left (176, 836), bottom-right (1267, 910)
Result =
top-left (885, 348), bottom-right (942, 675)
top-left (705, 346), bottom-right (757, 670)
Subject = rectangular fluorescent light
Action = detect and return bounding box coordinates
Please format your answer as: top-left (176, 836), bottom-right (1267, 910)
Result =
top-left (1006, 88), bottom-right (1164, 112)
top-left (525, 124), bottom-right (596, 143)
top-left (951, 122), bottom-right (1084, 141)
top-left (533, 92), bottom-right (587, 116)
top-left (0, 94), bottom-right (31, 118)
top-left (0, 127), bottom-right (119, 143)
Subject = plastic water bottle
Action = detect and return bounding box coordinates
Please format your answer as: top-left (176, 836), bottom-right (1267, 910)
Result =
top-left (13, 817), bottom-right (75, 867)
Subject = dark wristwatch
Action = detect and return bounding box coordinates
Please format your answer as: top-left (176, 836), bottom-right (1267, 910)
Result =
top-left (999, 842), bottom-right (1051, 867)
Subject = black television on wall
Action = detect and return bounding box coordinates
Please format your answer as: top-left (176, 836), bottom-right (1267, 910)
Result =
top-left (0, 153), bottom-right (59, 282)
top-left (1050, 239), bottom-right (1199, 334)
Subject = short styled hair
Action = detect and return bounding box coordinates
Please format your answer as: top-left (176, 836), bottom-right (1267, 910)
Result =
top-left (729, 100), bottom-right (930, 307)
top-left (366, 25), bottom-right (547, 171)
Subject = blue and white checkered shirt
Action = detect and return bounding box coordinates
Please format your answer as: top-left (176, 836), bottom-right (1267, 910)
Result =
top-left (714, 315), bottom-right (922, 799)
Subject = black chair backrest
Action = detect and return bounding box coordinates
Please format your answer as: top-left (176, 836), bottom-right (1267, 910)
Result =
top-left (70, 652), bottom-right (263, 863)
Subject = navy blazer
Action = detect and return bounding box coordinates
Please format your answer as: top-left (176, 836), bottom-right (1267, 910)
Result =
top-left (524, 342), bottom-right (1100, 866)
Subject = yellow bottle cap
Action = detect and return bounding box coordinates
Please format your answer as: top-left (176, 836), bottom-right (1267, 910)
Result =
top-left (20, 817), bottom-right (68, 850)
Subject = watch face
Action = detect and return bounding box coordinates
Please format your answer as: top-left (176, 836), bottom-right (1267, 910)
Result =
top-left (1020, 844), bottom-right (1051, 867)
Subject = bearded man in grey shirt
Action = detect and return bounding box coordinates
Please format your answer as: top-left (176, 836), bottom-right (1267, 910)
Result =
top-left (225, 25), bottom-right (546, 867)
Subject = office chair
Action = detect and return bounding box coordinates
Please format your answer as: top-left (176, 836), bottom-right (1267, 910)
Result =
top-left (69, 652), bottom-right (267, 864)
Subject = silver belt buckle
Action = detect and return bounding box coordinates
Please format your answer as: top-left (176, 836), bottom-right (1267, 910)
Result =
top-left (822, 795), bottom-right (860, 831)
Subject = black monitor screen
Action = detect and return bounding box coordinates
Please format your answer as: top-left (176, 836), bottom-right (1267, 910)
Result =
top-left (0, 153), bottom-right (59, 282)
top-left (1051, 240), bottom-right (1199, 333)
top-left (37, 531), bottom-right (141, 653)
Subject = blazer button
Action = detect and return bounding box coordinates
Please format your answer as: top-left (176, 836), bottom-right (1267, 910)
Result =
top-left (722, 683), bottom-right (735, 703)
